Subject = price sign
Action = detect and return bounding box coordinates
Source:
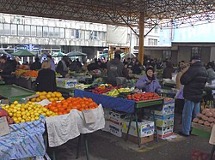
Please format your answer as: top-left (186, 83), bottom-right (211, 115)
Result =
top-left (83, 110), bottom-right (96, 124)
top-left (0, 116), bottom-right (10, 136)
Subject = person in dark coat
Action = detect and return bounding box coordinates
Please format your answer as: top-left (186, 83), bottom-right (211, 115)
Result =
top-left (163, 62), bottom-right (174, 79)
top-left (30, 57), bottom-right (41, 70)
top-left (56, 56), bottom-right (69, 77)
top-left (132, 60), bottom-right (142, 74)
top-left (106, 50), bottom-right (129, 86)
top-left (179, 56), bottom-right (208, 136)
top-left (36, 61), bottom-right (57, 92)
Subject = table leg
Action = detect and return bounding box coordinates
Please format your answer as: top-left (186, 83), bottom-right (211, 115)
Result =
top-left (84, 134), bottom-right (90, 160)
top-left (135, 110), bottom-right (141, 147)
top-left (125, 113), bottom-right (133, 141)
top-left (152, 110), bottom-right (158, 142)
top-left (209, 145), bottom-right (215, 160)
top-left (76, 134), bottom-right (82, 159)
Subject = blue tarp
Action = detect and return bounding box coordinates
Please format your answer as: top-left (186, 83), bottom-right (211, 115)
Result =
top-left (0, 117), bottom-right (46, 160)
top-left (74, 89), bottom-right (135, 113)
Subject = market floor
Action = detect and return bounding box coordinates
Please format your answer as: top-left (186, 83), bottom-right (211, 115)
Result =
top-left (47, 114), bottom-right (213, 160)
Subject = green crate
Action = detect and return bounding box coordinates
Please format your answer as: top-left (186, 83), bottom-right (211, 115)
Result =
top-left (135, 98), bottom-right (163, 109)
top-left (191, 128), bottom-right (211, 139)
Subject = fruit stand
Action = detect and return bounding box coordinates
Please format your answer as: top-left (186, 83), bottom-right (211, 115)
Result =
top-left (74, 89), bottom-right (164, 147)
top-left (0, 91), bottom-right (105, 160)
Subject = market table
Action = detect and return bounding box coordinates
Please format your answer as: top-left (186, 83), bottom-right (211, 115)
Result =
top-left (56, 86), bottom-right (74, 97)
top-left (15, 76), bottom-right (36, 90)
top-left (0, 84), bottom-right (35, 102)
top-left (74, 89), bottom-right (164, 147)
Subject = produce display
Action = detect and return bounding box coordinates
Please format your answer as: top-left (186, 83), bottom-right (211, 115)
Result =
top-left (106, 88), bottom-right (131, 97)
top-left (15, 69), bottom-right (38, 78)
top-left (127, 92), bottom-right (161, 101)
top-left (2, 101), bottom-right (57, 123)
top-left (0, 108), bottom-right (14, 124)
top-left (92, 84), bottom-right (114, 94)
top-left (30, 91), bottom-right (64, 102)
top-left (45, 97), bottom-right (98, 114)
top-left (193, 108), bottom-right (215, 128)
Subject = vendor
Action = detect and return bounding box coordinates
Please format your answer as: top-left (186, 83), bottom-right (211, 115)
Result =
top-left (56, 56), bottom-right (69, 77)
top-left (106, 50), bottom-right (129, 86)
top-left (135, 67), bottom-right (161, 93)
top-left (36, 61), bottom-right (56, 92)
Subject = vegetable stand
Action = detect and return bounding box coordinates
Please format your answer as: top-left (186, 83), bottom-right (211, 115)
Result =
top-left (74, 89), bottom-right (164, 147)
top-left (0, 84), bottom-right (35, 103)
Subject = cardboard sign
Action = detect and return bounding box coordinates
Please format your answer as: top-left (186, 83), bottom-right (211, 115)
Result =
top-left (83, 110), bottom-right (96, 124)
top-left (0, 116), bottom-right (10, 136)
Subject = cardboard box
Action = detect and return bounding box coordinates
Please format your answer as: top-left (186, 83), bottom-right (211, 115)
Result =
top-left (157, 126), bottom-right (174, 135)
top-left (154, 103), bottom-right (175, 116)
top-left (123, 133), bottom-right (154, 144)
top-left (156, 118), bottom-right (174, 127)
top-left (158, 132), bottom-right (174, 139)
top-left (109, 110), bottom-right (127, 124)
top-left (109, 122), bottom-right (122, 137)
top-left (122, 120), bottom-right (154, 137)
top-left (56, 78), bottom-right (78, 88)
top-left (155, 114), bottom-right (174, 120)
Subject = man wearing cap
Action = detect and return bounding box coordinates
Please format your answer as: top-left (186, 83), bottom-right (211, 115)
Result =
top-left (179, 55), bottom-right (208, 136)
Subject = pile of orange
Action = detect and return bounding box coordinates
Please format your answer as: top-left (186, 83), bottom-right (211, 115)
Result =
top-left (30, 91), bottom-right (64, 102)
top-left (45, 97), bottom-right (98, 115)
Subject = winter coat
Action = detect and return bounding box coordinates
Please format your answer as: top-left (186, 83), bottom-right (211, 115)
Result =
top-left (106, 59), bottom-right (128, 86)
top-left (181, 61), bottom-right (208, 103)
top-left (36, 69), bottom-right (57, 92)
top-left (135, 75), bottom-right (161, 93)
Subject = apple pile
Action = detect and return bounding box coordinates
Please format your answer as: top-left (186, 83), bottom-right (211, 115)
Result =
top-left (127, 92), bottom-right (161, 101)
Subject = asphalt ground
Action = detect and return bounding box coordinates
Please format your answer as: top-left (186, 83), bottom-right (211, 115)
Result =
top-left (47, 113), bottom-right (213, 160)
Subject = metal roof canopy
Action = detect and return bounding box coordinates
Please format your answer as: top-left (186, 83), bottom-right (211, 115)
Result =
top-left (0, 0), bottom-right (214, 27)
top-left (0, 0), bottom-right (214, 64)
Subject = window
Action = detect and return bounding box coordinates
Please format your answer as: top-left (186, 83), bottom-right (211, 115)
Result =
top-left (0, 23), bottom-right (3, 35)
top-left (191, 47), bottom-right (201, 57)
top-left (54, 27), bottom-right (60, 37)
top-left (99, 31), bottom-right (106, 41)
top-left (154, 26), bottom-right (158, 33)
top-left (31, 26), bottom-right (36, 36)
top-left (24, 25), bottom-right (31, 36)
top-left (36, 26), bottom-right (42, 37)
top-left (43, 26), bottom-right (49, 37)
top-left (3, 24), bottom-right (10, 35)
top-left (18, 24), bottom-right (24, 36)
top-left (11, 24), bottom-right (17, 35)
top-left (60, 28), bottom-right (64, 38)
top-left (148, 38), bottom-right (158, 46)
top-left (84, 30), bottom-right (90, 40)
top-left (75, 29), bottom-right (80, 38)
top-left (49, 27), bottom-right (54, 37)
top-left (163, 50), bottom-right (171, 59)
top-left (80, 30), bottom-right (85, 39)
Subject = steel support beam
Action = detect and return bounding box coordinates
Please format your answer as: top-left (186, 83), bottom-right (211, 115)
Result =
top-left (138, 12), bottom-right (144, 65)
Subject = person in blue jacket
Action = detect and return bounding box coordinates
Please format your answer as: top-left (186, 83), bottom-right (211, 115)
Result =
top-left (135, 67), bottom-right (161, 93)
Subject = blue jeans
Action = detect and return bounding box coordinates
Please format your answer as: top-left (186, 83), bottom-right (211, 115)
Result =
top-left (182, 100), bottom-right (200, 135)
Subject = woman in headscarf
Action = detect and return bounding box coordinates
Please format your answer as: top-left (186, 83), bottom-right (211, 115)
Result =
top-left (135, 67), bottom-right (161, 93)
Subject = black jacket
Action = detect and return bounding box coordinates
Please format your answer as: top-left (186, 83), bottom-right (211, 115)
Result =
top-left (36, 69), bottom-right (57, 92)
top-left (181, 62), bottom-right (208, 102)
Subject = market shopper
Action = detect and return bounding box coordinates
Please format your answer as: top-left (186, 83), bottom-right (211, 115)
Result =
top-left (162, 61), bottom-right (174, 79)
top-left (56, 56), bottom-right (69, 77)
top-left (135, 67), bottom-right (161, 93)
top-left (106, 50), bottom-right (129, 86)
top-left (36, 61), bottom-right (57, 92)
top-left (30, 57), bottom-right (41, 70)
top-left (206, 62), bottom-right (215, 83)
top-left (179, 56), bottom-right (208, 136)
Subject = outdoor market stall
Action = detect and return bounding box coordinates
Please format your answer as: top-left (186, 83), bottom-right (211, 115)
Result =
top-left (0, 91), bottom-right (105, 160)
top-left (74, 89), bottom-right (165, 147)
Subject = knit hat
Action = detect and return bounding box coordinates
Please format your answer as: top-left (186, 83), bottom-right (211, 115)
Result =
top-left (145, 66), bottom-right (154, 73)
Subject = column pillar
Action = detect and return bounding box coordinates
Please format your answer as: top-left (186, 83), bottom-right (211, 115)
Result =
top-left (138, 12), bottom-right (144, 65)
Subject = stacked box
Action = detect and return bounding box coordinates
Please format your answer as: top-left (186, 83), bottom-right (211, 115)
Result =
top-left (122, 120), bottom-right (154, 137)
top-left (122, 133), bottom-right (154, 145)
top-left (56, 78), bottom-right (78, 88)
top-left (155, 100), bottom-right (175, 139)
top-left (108, 110), bottom-right (127, 137)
